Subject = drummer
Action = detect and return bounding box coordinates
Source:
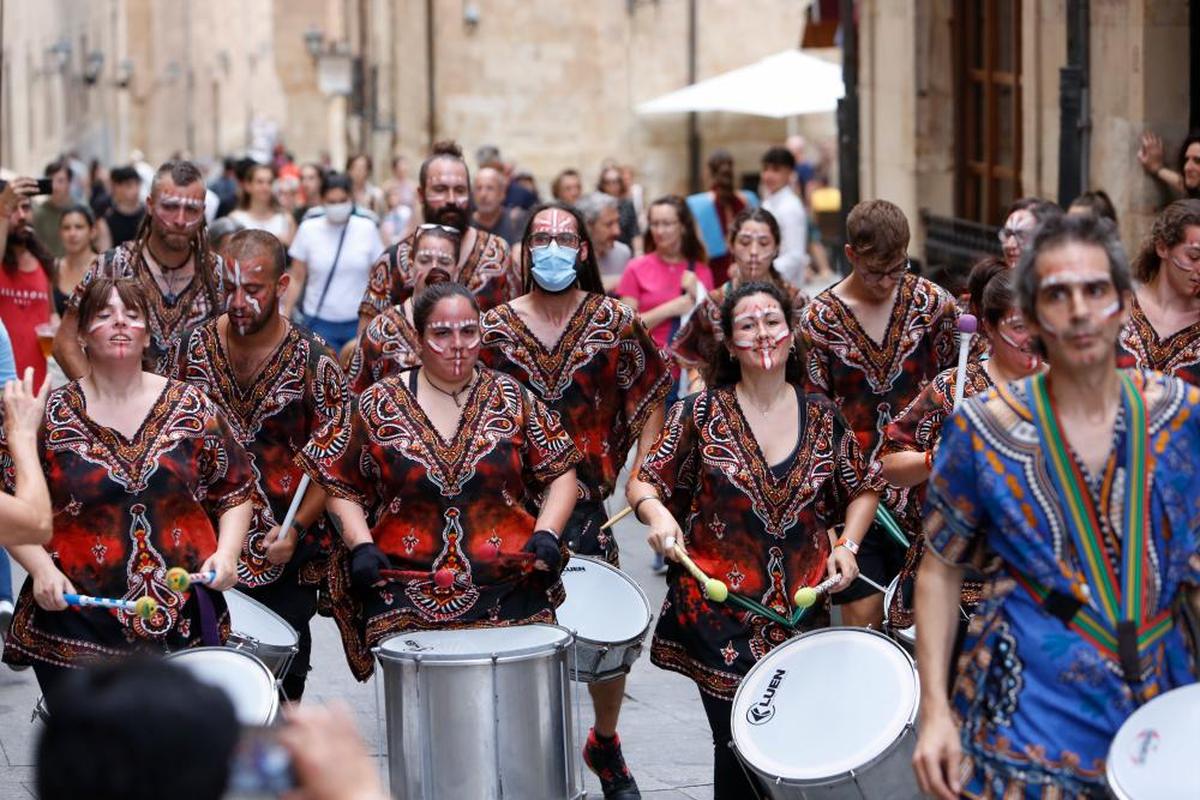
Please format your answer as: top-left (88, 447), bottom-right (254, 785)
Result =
top-left (3, 278), bottom-right (254, 710)
top-left (877, 264), bottom-right (1041, 630)
top-left (670, 207), bottom-right (808, 389)
top-left (912, 213), bottom-right (1200, 798)
top-left (634, 281), bottom-right (880, 799)
top-left (348, 224), bottom-right (461, 394)
top-left (298, 282), bottom-right (582, 681)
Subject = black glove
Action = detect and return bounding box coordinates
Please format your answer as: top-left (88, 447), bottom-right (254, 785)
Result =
top-left (349, 542), bottom-right (390, 589)
top-left (522, 530), bottom-right (562, 573)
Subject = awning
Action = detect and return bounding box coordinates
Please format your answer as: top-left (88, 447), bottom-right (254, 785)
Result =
top-left (636, 49), bottom-right (843, 119)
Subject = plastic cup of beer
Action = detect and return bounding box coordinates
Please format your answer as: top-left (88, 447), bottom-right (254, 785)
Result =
top-left (36, 321), bottom-right (59, 359)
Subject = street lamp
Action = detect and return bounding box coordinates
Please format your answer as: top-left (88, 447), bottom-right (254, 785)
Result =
top-left (304, 27), bottom-right (324, 59)
top-left (83, 51), bottom-right (105, 85)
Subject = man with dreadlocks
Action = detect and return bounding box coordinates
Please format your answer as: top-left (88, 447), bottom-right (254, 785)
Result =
top-left (53, 160), bottom-right (226, 377)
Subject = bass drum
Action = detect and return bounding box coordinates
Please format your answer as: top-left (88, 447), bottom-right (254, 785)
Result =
top-left (731, 627), bottom-right (921, 799)
top-left (165, 646), bottom-right (279, 726)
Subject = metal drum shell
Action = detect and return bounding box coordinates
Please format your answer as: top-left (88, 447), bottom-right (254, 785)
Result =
top-left (225, 588), bottom-right (300, 678)
top-left (556, 555), bottom-right (653, 682)
top-left (374, 625), bottom-right (583, 800)
top-left (731, 627), bottom-right (922, 800)
top-left (883, 576), bottom-right (917, 658)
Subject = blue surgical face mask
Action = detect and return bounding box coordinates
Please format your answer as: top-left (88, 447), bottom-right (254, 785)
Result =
top-left (530, 242), bottom-right (578, 292)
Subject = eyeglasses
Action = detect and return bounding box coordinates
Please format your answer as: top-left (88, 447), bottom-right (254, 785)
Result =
top-left (998, 227), bottom-right (1034, 245)
top-left (859, 258), bottom-right (910, 283)
top-left (529, 231), bottom-right (581, 249)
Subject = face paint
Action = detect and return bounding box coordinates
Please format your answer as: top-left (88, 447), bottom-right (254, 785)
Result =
top-left (731, 301), bottom-right (791, 370)
top-left (426, 321), bottom-right (481, 377)
top-left (995, 314), bottom-right (1040, 370)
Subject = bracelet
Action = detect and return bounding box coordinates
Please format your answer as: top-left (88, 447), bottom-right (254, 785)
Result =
top-left (924, 450), bottom-right (933, 471)
top-left (632, 495), bottom-right (657, 524)
top-left (835, 536), bottom-right (860, 555)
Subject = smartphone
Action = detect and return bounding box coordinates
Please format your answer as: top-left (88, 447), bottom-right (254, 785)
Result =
top-left (226, 726), bottom-right (296, 796)
top-left (34, 178), bottom-right (53, 195)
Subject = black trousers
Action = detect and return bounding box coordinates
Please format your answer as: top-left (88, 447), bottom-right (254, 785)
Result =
top-left (699, 690), bottom-right (765, 800)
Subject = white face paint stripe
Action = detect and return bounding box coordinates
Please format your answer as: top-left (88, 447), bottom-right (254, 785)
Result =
top-left (533, 209), bottom-right (575, 235)
top-left (157, 193), bottom-right (206, 209)
top-left (1037, 273), bottom-right (1112, 289)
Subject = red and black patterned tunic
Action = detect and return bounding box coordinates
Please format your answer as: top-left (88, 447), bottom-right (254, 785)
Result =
top-left (878, 362), bottom-right (991, 628)
top-left (638, 387), bottom-right (878, 699)
top-left (480, 294), bottom-right (671, 565)
top-left (347, 304), bottom-right (421, 394)
top-left (174, 320), bottom-right (350, 589)
top-left (358, 228), bottom-right (519, 321)
top-left (1116, 294), bottom-right (1200, 387)
top-left (1, 380), bottom-right (254, 669)
top-left (67, 240), bottom-right (227, 375)
top-left (298, 367), bottom-right (581, 680)
top-left (670, 280), bottom-right (809, 381)
top-left (800, 273), bottom-right (959, 525)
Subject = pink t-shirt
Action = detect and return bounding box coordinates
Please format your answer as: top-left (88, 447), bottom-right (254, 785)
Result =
top-left (617, 252), bottom-right (714, 349)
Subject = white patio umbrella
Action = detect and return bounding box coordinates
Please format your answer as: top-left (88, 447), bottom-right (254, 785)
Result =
top-left (636, 49), bottom-right (844, 119)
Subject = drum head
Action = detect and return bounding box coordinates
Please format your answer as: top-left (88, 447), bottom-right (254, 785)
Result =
top-left (225, 589), bottom-right (298, 648)
top-left (376, 624), bottom-right (573, 663)
top-left (556, 557), bottom-right (651, 644)
top-left (1106, 683), bottom-right (1200, 799)
top-left (731, 628), bottom-right (918, 782)
top-left (165, 647), bottom-right (278, 726)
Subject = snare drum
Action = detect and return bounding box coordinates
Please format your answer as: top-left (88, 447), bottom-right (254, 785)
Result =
top-left (883, 576), bottom-right (916, 657)
top-left (731, 627), bottom-right (922, 799)
top-left (165, 647), bottom-right (279, 726)
top-left (225, 589), bottom-right (300, 678)
top-left (556, 555), bottom-right (652, 682)
top-left (375, 625), bottom-right (583, 800)
top-left (1106, 682), bottom-right (1200, 799)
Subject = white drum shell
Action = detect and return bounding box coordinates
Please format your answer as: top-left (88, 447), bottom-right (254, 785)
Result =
top-left (731, 627), bottom-right (922, 800)
top-left (225, 588), bottom-right (300, 678)
top-left (556, 556), bottom-right (652, 682)
top-left (165, 646), bottom-right (279, 727)
top-left (375, 625), bottom-right (583, 800)
top-left (1106, 682), bottom-right (1200, 799)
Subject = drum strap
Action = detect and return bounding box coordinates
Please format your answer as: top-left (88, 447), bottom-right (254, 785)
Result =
top-left (1026, 372), bottom-right (1166, 684)
top-left (193, 586), bottom-right (222, 647)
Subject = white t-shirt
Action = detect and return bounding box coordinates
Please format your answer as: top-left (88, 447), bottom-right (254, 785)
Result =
top-left (288, 213), bottom-right (383, 322)
top-left (761, 186), bottom-right (810, 286)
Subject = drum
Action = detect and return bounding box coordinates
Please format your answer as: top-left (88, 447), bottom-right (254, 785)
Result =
top-left (225, 589), bottom-right (299, 678)
top-left (731, 627), bottom-right (922, 799)
top-left (1106, 682), bottom-right (1200, 799)
top-left (555, 555), bottom-right (652, 682)
top-left (375, 625), bottom-right (583, 800)
top-left (165, 647), bottom-right (279, 726)
top-left (883, 576), bottom-right (916, 657)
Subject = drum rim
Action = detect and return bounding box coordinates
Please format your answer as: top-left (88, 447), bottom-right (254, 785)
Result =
top-left (883, 575), bottom-right (917, 643)
top-left (556, 555), bottom-right (653, 647)
top-left (374, 623), bottom-right (575, 665)
top-left (163, 645), bottom-right (279, 725)
top-left (729, 626), bottom-right (919, 782)
top-left (225, 588), bottom-right (301, 647)
top-left (1104, 682), bottom-right (1200, 798)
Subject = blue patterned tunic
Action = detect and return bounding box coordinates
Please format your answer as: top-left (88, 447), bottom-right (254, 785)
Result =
top-left (925, 370), bottom-right (1200, 796)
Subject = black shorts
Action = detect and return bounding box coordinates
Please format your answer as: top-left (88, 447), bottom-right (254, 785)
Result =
top-left (562, 500), bottom-right (620, 568)
top-left (831, 520), bottom-right (908, 605)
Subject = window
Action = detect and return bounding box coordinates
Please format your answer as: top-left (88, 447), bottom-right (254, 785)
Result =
top-left (954, 0), bottom-right (1022, 224)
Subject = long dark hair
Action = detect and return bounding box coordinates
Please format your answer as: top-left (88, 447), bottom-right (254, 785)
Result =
top-left (518, 201), bottom-right (604, 295)
top-left (708, 281), bottom-right (805, 387)
top-left (645, 195), bottom-right (708, 265)
top-left (1132, 199), bottom-right (1200, 282)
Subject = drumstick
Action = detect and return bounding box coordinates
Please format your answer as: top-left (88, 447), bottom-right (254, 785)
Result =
top-left (952, 314), bottom-right (978, 409)
top-left (874, 507), bottom-right (910, 549)
top-left (164, 567), bottom-right (217, 592)
top-left (792, 572), bottom-right (890, 610)
top-left (669, 541), bottom-right (729, 602)
top-left (600, 505), bottom-right (633, 531)
top-left (278, 474), bottom-right (312, 536)
top-left (64, 593), bottom-right (158, 620)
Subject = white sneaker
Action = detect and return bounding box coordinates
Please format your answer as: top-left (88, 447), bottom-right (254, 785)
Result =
top-left (0, 599), bottom-right (13, 640)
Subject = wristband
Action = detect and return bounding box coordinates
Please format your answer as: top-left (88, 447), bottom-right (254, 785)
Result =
top-left (835, 536), bottom-right (859, 555)
top-left (632, 495), bottom-right (657, 523)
